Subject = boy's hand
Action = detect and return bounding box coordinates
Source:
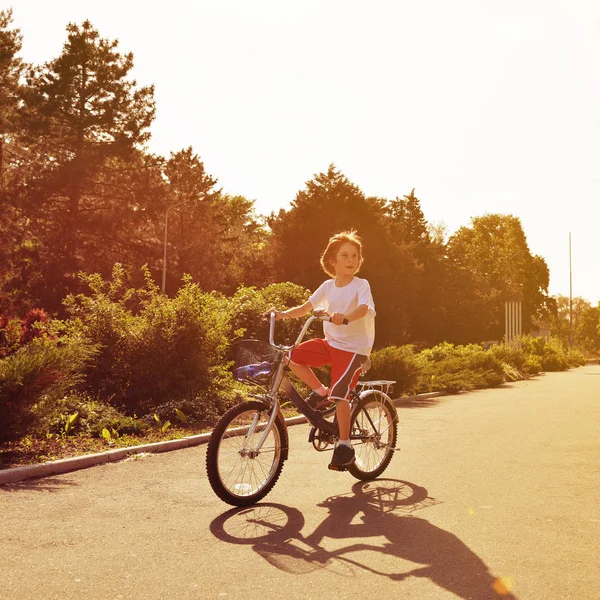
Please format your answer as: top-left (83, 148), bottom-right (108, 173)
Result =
top-left (330, 312), bottom-right (347, 325)
top-left (263, 308), bottom-right (287, 320)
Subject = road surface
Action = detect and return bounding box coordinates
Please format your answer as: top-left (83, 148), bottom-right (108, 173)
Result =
top-left (1, 365), bottom-right (599, 599)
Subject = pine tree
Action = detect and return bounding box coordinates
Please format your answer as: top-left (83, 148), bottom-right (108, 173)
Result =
top-left (20, 20), bottom-right (156, 278)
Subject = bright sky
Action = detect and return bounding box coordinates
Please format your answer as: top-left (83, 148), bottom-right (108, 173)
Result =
top-left (11, 0), bottom-right (600, 304)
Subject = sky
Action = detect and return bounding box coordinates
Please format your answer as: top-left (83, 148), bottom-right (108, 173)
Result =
top-left (9, 0), bottom-right (600, 304)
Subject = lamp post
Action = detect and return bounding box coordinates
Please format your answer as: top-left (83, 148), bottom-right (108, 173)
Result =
top-left (569, 231), bottom-right (573, 348)
top-left (161, 196), bottom-right (203, 294)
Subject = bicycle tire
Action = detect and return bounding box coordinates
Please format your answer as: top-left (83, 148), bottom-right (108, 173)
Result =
top-left (206, 400), bottom-right (288, 507)
top-left (347, 392), bottom-right (398, 481)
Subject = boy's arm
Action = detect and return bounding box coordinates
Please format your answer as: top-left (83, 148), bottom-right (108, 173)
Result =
top-left (331, 304), bottom-right (369, 325)
top-left (267, 300), bottom-right (313, 320)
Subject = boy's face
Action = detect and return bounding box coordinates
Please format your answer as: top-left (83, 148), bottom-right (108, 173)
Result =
top-left (332, 242), bottom-right (360, 276)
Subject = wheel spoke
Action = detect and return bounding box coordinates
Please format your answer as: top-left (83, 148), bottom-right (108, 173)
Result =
top-left (349, 395), bottom-right (397, 478)
top-left (214, 408), bottom-right (282, 498)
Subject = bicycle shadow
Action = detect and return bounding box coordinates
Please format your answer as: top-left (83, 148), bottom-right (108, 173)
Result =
top-left (210, 479), bottom-right (518, 599)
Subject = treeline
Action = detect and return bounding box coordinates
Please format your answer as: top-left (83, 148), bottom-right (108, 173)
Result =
top-left (0, 11), bottom-right (576, 347)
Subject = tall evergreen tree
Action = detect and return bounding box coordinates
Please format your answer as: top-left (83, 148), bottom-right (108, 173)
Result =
top-left (0, 9), bottom-right (23, 184)
top-left (387, 188), bottom-right (430, 245)
top-left (0, 9), bottom-right (33, 314)
top-left (267, 164), bottom-right (387, 290)
top-left (19, 20), bottom-right (156, 283)
top-left (159, 148), bottom-right (269, 294)
top-left (267, 165), bottom-right (429, 346)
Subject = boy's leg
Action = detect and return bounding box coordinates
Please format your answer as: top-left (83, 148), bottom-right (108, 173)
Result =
top-left (287, 361), bottom-right (323, 390)
top-left (335, 400), bottom-right (351, 440)
top-left (288, 339), bottom-right (331, 393)
top-left (328, 351), bottom-right (367, 469)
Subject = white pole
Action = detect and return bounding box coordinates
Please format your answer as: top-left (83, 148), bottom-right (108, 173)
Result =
top-left (517, 301), bottom-right (522, 349)
top-left (569, 232), bottom-right (573, 348)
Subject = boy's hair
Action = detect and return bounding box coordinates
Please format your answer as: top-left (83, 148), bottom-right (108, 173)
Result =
top-left (320, 230), bottom-right (364, 277)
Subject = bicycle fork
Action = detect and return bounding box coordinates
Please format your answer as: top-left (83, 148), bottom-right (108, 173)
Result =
top-left (241, 401), bottom-right (281, 457)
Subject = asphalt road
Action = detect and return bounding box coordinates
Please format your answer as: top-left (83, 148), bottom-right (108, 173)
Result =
top-left (1, 365), bottom-right (599, 600)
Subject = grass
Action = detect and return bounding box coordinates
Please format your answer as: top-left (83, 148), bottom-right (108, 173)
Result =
top-left (0, 426), bottom-right (208, 470)
top-left (0, 404), bottom-right (302, 470)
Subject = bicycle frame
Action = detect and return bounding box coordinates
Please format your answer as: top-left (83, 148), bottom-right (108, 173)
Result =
top-left (206, 313), bottom-right (400, 506)
top-left (247, 312), bottom-right (393, 454)
top-left (246, 313), bottom-right (327, 454)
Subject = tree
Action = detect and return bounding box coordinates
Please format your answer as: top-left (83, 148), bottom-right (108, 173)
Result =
top-left (549, 295), bottom-right (600, 353)
top-left (0, 10), bottom-right (36, 315)
top-left (268, 166), bottom-right (434, 346)
top-left (0, 9), bottom-right (24, 185)
top-left (19, 20), bottom-right (156, 282)
top-left (267, 164), bottom-right (388, 290)
top-left (446, 214), bottom-right (551, 341)
top-left (576, 303), bottom-right (600, 354)
top-left (160, 148), bottom-right (269, 294)
top-left (383, 189), bottom-right (455, 345)
top-left (387, 189), bottom-right (430, 245)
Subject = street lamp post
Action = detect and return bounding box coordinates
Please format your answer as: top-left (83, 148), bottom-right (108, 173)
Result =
top-left (161, 196), bottom-right (202, 294)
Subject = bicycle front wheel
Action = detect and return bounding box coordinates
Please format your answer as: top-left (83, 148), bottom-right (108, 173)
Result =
top-left (206, 400), bottom-right (288, 507)
top-left (348, 392), bottom-right (398, 481)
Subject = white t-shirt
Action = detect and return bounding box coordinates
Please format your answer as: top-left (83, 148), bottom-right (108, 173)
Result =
top-left (308, 277), bottom-right (376, 356)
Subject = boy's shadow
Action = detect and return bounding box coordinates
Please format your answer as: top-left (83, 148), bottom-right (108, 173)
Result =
top-left (210, 479), bottom-right (518, 600)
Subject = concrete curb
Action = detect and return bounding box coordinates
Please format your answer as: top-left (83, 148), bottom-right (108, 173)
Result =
top-left (0, 392), bottom-right (444, 486)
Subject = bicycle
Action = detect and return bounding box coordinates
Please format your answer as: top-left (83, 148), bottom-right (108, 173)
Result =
top-left (206, 311), bottom-right (399, 507)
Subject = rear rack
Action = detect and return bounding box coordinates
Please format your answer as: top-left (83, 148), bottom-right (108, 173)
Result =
top-left (356, 380), bottom-right (396, 396)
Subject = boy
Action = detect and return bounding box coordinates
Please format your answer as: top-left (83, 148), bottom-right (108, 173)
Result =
top-left (268, 230), bottom-right (376, 470)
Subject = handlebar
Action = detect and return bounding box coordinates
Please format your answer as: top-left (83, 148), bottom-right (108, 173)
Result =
top-left (268, 311), bottom-right (348, 350)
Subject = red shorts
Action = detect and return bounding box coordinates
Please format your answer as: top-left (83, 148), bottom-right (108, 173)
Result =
top-left (290, 338), bottom-right (367, 401)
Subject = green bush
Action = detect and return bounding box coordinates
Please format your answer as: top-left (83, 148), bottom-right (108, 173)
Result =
top-left (64, 267), bottom-right (235, 416)
top-left (417, 343), bottom-right (505, 394)
top-left (0, 330), bottom-right (99, 441)
top-left (228, 282), bottom-right (311, 344)
top-left (29, 393), bottom-right (147, 438)
top-left (151, 386), bottom-right (247, 430)
top-left (489, 345), bottom-right (531, 380)
top-left (523, 354), bottom-right (542, 375)
top-left (368, 345), bottom-right (420, 396)
top-left (565, 349), bottom-right (586, 367)
top-left (0, 314), bottom-right (21, 358)
top-left (521, 335), bottom-right (569, 372)
top-left (89, 414), bottom-right (148, 438)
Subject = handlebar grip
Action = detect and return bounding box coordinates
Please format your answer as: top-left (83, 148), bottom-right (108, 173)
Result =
top-left (328, 317), bottom-right (349, 325)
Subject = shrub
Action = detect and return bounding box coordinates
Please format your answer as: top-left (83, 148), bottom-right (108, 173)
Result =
top-left (489, 345), bottom-right (530, 380)
top-left (0, 313), bottom-right (20, 358)
top-left (0, 331), bottom-right (99, 441)
top-left (565, 349), bottom-right (586, 367)
top-left (20, 308), bottom-right (50, 345)
top-left (228, 282), bottom-right (311, 344)
top-left (29, 393), bottom-right (147, 438)
top-left (521, 335), bottom-right (569, 372)
top-left (368, 345), bottom-right (420, 396)
top-left (523, 354), bottom-right (542, 375)
top-left (417, 343), bottom-right (505, 394)
top-left (89, 414), bottom-right (148, 438)
top-left (64, 266), bottom-right (236, 416)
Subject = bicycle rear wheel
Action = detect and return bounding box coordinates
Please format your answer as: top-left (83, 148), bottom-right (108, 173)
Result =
top-left (348, 392), bottom-right (398, 480)
top-left (206, 400), bottom-right (288, 507)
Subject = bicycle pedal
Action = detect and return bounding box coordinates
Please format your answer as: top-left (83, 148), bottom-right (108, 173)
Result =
top-left (328, 464), bottom-right (347, 472)
top-left (327, 460), bottom-right (354, 472)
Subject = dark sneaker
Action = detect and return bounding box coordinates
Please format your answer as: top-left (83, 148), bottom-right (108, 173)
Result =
top-left (328, 444), bottom-right (355, 471)
top-left (306, 391), bottom-right (333, 412)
